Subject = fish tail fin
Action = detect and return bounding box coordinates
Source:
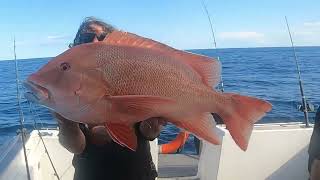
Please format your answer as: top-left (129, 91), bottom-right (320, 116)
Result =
top-left (216, 93), bottom-right (272, 151)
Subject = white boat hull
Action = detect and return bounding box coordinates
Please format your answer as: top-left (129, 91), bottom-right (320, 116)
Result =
top-left (0, 123), bottom-right (313, 180)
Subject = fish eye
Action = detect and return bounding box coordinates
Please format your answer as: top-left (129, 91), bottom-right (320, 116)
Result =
top-left (60, 62), bottom-right (71, 71)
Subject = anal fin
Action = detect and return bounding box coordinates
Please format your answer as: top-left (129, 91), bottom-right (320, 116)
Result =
top-left (105, 123), bottom-right (137, 151)
top-left (173, 52), bottom-right (221, 88)
top-left (173, 113), bottom-right (220, 145)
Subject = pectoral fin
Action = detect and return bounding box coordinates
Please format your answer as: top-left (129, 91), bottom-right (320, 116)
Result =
top-left (102, 95), bottom-right (176, 151)
top-left (105, 95), bottom-right (175, 124)
top-left (105, 123), bottom-right (137, 151)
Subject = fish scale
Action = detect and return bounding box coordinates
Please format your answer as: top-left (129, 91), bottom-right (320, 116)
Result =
top-left (99, 46), bottom-right (204, 98)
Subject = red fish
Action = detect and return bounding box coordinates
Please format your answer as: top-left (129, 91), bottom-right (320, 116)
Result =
top-left (24, 31), bottom-right (272, 151)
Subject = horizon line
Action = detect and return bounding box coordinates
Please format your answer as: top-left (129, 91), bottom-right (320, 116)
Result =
top-left (0, 45), bottom-right (319, 61)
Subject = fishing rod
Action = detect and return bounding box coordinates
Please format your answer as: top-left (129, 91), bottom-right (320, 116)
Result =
top-left (200, 0), bottom-right (224, 92)
top-left (14, 38), bottom-right (61, 180)
top-left (284, 16), bottom-right (310, 127)
top-left (13, 37), bottom-right (32, 180)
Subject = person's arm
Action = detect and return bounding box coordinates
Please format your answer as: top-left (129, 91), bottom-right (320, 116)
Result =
top-left (53, 113), bottom-right (86, 154)
top-left (311, 159), bottom-right (320, 180)
top-left (139, 117), bottom-right (166, 140)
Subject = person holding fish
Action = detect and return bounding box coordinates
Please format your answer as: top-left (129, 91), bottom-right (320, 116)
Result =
top-left (55, 17), bottom-right (165, 180)
top-left (24, 15), bottom-right (272, 180)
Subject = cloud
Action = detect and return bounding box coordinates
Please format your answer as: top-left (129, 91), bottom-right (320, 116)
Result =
top-left (217, 32), bottom-right (267, 47)
top-left (47, 35), bottom-right (71, 40)
top-left (12, 34), bottom-right (72, 47)
top-left (291, 21), bottom-right (320, 45)
top-left (41, 34), bottom-right (72, 46)
top-left (39, 36), bottom-right (71, 46)
top-left (303, 21), bottom-right (320, 28)
top-left (218, 31), bottom-right (265, 41)
top-left (294, 31), bottom-right (314, 36)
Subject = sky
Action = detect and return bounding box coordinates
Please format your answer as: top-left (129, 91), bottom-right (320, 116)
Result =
top-left (0, 0), bottom-right (319, 60)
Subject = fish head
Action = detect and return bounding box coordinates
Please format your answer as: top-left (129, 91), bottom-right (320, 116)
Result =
top-left (24, 43), bottom-right (110, 122)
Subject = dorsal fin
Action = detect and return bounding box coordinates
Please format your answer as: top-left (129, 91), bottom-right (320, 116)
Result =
top-left (104, 30), bottom-right (221, 87)
top-left (104, 30), bottom-right (167, 51)
top-left (172, 52), bottom-right (221, 88)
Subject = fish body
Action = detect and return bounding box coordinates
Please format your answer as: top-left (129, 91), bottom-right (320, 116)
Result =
top-left (24, 31), bottom-right (272, 151)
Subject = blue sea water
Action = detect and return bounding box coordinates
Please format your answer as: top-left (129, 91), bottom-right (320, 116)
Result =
top-left (0, 46), bottom-right (319, 153)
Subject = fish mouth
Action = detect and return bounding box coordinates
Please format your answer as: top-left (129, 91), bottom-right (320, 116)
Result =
top-left (23, 80), bottom-right (50, 103)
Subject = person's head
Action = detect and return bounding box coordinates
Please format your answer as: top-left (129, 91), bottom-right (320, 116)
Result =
top-left (70, 16), bottom-right (116, 47)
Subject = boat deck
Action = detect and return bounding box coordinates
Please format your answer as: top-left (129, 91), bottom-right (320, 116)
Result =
top-left (158, 154), bottom-right (199, 178)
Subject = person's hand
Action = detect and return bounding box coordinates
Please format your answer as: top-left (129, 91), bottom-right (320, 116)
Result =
top-left (53, 112), bottom-right (86, 154)
top-left (53, 112), bottom-right (111, 145)
top-left (139, 117), bottom-right (167, 140)
top-left (52, 112), bottom-right (78, 127)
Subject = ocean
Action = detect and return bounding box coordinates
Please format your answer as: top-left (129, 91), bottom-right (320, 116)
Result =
top-left (0, 46), bottom-right (319, 153)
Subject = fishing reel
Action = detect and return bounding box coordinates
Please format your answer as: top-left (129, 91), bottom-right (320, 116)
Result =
top-left (297, 101), bottom-right (319, 113)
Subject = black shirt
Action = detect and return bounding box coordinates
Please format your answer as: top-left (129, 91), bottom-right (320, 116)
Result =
top-left (72, 123), bottom-right (158, 180)
top-left (308, 107), bottom-right (320, 172)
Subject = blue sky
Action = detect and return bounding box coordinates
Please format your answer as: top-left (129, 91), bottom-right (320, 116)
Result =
top-left (0, 0), bottom-right (319, 60)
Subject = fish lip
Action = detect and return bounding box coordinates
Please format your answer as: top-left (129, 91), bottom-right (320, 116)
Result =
top-left (23, 80), bottom-right (50, 102)
top-left (24, 91), bottom-right (41, 103)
